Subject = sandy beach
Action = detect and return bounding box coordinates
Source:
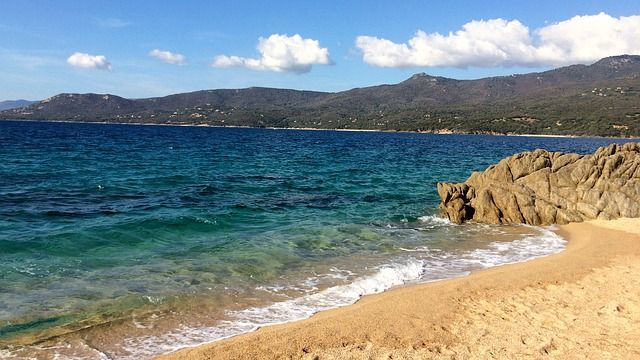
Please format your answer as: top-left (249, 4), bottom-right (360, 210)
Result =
top-left (156, 218), bottom-right (640, 359)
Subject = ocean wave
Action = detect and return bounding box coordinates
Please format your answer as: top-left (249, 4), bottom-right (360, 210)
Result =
top-left (121, 259), bottom-right (427, 358)
top-left (418, 226), bottom-right (566, 281)
top-left (117, 226), bottom-right (565, 360)
top-left (2, 226), bottom-right (566, 359)
top-left (418, 214), bottom-right (454, 226)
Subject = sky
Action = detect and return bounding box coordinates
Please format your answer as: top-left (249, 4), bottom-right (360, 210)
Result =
top-left (1, 0), bottom-right (639, 100)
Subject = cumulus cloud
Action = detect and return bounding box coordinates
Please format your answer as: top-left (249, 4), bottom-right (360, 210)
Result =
top-left (213, 34), bottom-right (331, 73)
top-left (536, 13), bottom-right (640, 64)
top-left (66, 52), bottom-right (112, 70)
top-left (149, 49), bottom-right (186, 65)
top-left (356, 13), bottom-right (640, 68)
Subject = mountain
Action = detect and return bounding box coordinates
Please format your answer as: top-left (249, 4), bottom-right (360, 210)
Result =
top-left (2, 55), bottom-right (640, 137)
top-left (0, 99), bottom-right (37, 111)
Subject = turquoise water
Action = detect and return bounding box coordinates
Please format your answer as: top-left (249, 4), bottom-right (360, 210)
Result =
top-left (0, 121), bottom-right (622, 358)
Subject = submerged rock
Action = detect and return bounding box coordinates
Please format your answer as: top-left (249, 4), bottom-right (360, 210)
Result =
top-left (437, 143), bottom-right (640, 225)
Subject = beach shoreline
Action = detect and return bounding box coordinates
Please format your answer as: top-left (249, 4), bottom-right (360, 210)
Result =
top-left (2, 118), bottom-right (636, 139)
top-left (156, 218), bottom-right (640, 359)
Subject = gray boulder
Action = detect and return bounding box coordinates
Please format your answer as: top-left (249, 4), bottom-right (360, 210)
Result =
top-left (437, 143), bottom-right (640, 225)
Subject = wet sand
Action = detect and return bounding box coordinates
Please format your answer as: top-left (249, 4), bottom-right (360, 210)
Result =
top-left (157, 218), bottom-right (640, 359)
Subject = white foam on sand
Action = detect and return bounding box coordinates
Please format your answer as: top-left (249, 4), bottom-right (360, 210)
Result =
top-left (121, 259), bottom-right (428, 358)
top-left (116, 226), bottom-right (566, 360)
top-left (3, 225), bottom-right (566, 359)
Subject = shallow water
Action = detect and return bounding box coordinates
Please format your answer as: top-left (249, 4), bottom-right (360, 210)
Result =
top-left (0, 121), bottom-right (622, 358)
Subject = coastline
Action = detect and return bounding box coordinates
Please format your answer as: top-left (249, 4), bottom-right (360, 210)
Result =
top-left (1, 118), bottom-right (635, 139)
top-left (156, 218), bottom-right (640, 359)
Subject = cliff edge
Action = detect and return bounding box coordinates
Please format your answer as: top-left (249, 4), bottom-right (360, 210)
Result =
top-left (437, 143), bottom-right (640, 225)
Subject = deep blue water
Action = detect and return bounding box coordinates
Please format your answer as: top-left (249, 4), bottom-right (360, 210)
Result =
top-left (0, 120), bottom-right (624, 358)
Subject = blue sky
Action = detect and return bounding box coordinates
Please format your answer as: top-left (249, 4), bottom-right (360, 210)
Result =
top-left (1, 0), bottom-right (639, 100)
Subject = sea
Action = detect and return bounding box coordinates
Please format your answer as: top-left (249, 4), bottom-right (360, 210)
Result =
top-left (0, 120), bottom-right (622, 359)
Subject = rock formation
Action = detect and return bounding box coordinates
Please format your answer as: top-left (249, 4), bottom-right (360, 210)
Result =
top-left (437, 143), bottom-right (640, 225)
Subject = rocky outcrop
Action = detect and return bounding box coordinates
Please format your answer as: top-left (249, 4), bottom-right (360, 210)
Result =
top-left (437, 143), bottom-right (640, 225)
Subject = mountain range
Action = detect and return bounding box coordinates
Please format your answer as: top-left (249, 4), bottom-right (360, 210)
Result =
top-left (0, 99), bottom-right (37, 111)
top-left (2, 55), bottom-right (640, 137)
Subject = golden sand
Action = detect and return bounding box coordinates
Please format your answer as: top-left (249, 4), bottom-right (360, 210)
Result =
top-left (157, 219), bottom-right (640, 359)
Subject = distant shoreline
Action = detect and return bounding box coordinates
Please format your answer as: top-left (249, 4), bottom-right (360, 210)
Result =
top-left (1, 118), bottom-right (635, 140)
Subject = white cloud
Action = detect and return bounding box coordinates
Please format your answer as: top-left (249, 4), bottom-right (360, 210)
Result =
top-left (66, 52), bottom-right (112, 70)
top-left (95, 17), bottom-right (131, 28)
top-left (535, 13), bottom-right (640, 64)
top-left (356, 13), bottom-right (640, 68)
top-left (149, 49), bottom-right (186, 65)
top-left (213, 34), bottom-right (331, 73)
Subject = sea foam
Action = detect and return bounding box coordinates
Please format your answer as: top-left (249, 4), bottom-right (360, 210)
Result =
top-left (418, 214), bottom-right (454, 226)
top-left (119, 226), bottom-right (565, 360)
